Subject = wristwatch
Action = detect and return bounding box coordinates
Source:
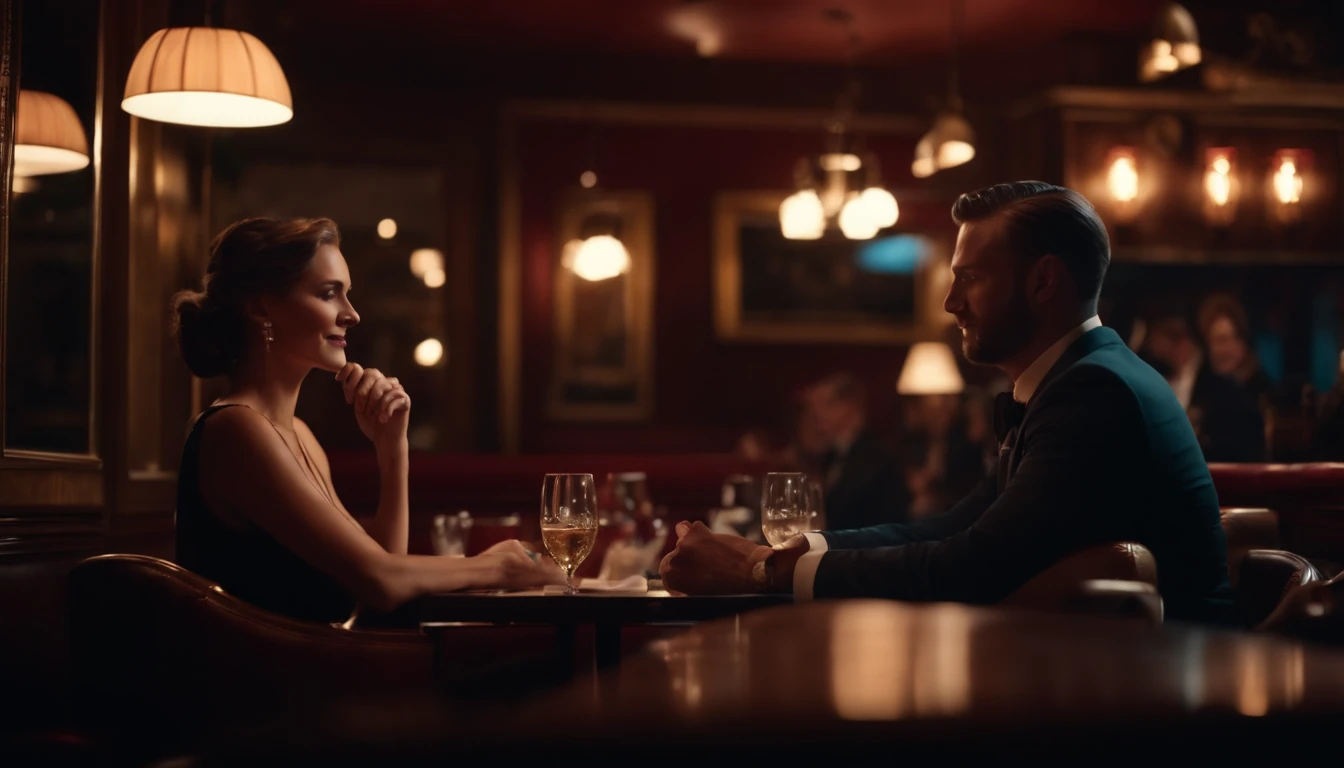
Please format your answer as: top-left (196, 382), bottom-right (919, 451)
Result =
top-left (750, 550), bottom-right (776, 592)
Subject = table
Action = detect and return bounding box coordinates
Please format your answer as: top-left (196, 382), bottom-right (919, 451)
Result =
top-left (418, 587), bottom-right (791, 671)
top-left (206, 598), bottom-right (1344, 761)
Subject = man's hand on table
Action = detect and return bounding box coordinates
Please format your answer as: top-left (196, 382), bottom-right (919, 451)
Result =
top-left (658, 521), bottom-right (811, 595)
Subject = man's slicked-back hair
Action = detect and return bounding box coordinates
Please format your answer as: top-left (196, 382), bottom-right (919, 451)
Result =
top-left (951, 181), bottom-right (1111, 301)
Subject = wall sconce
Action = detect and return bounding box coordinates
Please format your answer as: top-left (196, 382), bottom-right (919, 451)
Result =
top-left (562, 210), bottom-right (631, 282)
top-left (1105, 146), bottom-right (1140, 224)
top-left (1202, 147), bottom-right (1238, 226)
top-left (1269, 149), bottom-right (1309, 225)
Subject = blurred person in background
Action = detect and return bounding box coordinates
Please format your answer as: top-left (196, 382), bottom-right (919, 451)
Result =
top-left (1198, 292), bottom-right (1273, 407)
top-left (804, 372), bottom-right (909, 530)
top-left (1142, 307), bottom-right (1265, 462)
top-left (900, 393), bottom-right (987, 519)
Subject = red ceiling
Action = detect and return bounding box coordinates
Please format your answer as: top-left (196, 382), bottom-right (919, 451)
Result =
top-left (311, 0), bottom-right (1168, 64)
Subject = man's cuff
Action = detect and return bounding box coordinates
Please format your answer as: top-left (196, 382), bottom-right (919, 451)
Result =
top-left (802, 531), bottom-right (829, 554)
top-left (792, 551), bottom-right (827, 602)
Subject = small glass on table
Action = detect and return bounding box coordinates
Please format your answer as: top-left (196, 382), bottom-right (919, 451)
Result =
top-left (761, 472), bottom-right (817, 547)
top-left (541, 473), bottom-right (599, 594)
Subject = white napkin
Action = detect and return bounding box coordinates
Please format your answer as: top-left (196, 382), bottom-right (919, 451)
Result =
top-left (543, 575), bottom-right (648, 595)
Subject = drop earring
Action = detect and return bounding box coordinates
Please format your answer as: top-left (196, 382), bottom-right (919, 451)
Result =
top-left (263, 320), bottom-right (274, 354)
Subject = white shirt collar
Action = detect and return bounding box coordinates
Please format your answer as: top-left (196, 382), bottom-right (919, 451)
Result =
top-left (1012, 316), bottom-right (1102, 403)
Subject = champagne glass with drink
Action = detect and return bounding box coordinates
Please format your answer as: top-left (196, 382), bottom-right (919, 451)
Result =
top-left (541, 473), bottom-right (598, 594)
top-left (761, 472), bottom-right (815, 546)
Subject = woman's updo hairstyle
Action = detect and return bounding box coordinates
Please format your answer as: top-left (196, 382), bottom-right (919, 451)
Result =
top-left (172, 217), bottom-right (340, 378)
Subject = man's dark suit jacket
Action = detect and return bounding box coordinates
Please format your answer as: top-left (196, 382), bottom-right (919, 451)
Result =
top-left (814, 327), bottom-right (1233, 624)
top-left (823, 429), bottom-right (910, 531)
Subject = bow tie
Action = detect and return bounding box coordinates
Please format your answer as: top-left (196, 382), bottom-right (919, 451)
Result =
top-left (994, 392), bottom-right (1026, 444)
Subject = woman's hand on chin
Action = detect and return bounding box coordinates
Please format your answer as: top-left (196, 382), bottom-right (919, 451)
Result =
top-left (474, 540), bottom-right (565, 590)
top-left (336, 362), bottom-right (411, 450)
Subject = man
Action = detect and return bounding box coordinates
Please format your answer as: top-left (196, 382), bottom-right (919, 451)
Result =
top-left (661, 181), bottom-right (1232, 624)
top-left (1141, 309), bottom-right (1265, 462)
top-left (804, 372), bottom-right (909, 530)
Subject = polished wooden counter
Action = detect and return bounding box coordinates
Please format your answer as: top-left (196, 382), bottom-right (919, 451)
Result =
top-left (205, 600), bottom-right (1344, 761)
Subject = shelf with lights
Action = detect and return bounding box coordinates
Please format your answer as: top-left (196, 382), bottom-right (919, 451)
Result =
top-left (1011, 86), bottom-right (1344, 262)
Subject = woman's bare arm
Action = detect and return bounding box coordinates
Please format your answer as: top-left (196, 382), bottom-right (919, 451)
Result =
top-left (296, 418), bottom-right (408, 555)
top-left (199, 407), bottom-right (560, 611)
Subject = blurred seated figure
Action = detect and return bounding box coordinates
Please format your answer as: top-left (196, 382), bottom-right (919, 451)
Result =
top-left (1317, 351), bottom-right (1344, 460)
top-left (901, 394), bottom-right (989, 519)
top-left (1198, 293), bottom-right (1273, 407)
top-left (1142, 308), bottom-right (1265, 462)
top-left (805, 372), bottom-right (909, 530)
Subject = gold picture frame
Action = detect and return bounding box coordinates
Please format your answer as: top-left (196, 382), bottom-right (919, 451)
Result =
top-left (713, 191), bottom-right (947, 344)
top-left (547, 190), bottom-right (655, 422)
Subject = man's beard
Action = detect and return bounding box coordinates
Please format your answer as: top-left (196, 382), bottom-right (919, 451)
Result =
top-left (961, 293), bottom-right (1035, 366)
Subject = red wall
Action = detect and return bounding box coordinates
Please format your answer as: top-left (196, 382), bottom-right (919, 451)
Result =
top-left (515, 118), bottom-right (963, 453)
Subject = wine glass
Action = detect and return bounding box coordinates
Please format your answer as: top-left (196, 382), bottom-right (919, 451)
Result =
top-left (761, 472), bottom-right (813, 546)
top-left (541, 473), bottom-right (598, 594)
top-left (808, 477), bottom-right (828, 532)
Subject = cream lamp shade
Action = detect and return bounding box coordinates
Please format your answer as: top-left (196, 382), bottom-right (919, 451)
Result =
top-left (14, 90), bottom-right (90, 176)
top-left (897, 342), bottom-right (965, 395)
top-left (122, 27), bottom-right (293, 128)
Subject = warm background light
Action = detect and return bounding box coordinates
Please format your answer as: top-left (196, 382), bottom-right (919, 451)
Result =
top-left (122, 27), bottom-right (293, 128)
top-left (838, 195), bottom-right (879, 240)
top-left (820, 153), bottom-right (862, 172)
top-left (1107, 150), bottom-right (1139, 203)
top-left (1273, 158), bottom-right (1303, 205)
top-left (579, 170), bottom-right (598, 188)
top-left (377, 218), bottom-right (398, 239)
top-left (1206, 156), bottom-right (1232, 206)
top-left (409, 248), bottom-right (443, 278)
top-left (14, 90), bottom-right (90, 177)
top-left (570, 235), bottom-right (631, 281)
top-left (897, 342), bottom-right (965, 395)
top-left (860, 187), bottom-right (899, 228)
top-left (423, 268), bottom-right (446, 288)
top-left (414, 338), bottom-right (444, 367)
top-left (779, 190), bottom-right (825, 240)
top-left (1140, 3), bottom-right (1202, 82)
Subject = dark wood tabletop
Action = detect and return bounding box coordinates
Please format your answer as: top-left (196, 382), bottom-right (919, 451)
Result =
top-left (206, 599), bottom-right (1344, 761)
top-left (418, 587), bottom-right (792, 627)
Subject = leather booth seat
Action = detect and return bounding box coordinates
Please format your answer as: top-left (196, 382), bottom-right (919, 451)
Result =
top-left (1220, 507), bottom-right (1281, 587)
top-left (1001, 543), bottom-right (1162, 623)
top-left (67, 554), bottom-right (556, 752)
top-left (1257, 567), bottom-right (1344, 642)
top-left (1235, 549), bottom-right (1322, 628)
top-left (1210, 463), bottom-right (1344, 565)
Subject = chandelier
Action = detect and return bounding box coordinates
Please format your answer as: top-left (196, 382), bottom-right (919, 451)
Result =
top-left (779, 10), bottom-right (898, 241)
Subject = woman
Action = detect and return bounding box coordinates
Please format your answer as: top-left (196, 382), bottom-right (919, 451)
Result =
top-left (172, 217), bottom-right (562, 623)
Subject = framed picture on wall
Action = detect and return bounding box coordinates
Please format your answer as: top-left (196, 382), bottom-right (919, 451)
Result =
top-left (548, 190), bottom-right (656, 422)
top-left (713, 191), bottom-right (947, 344)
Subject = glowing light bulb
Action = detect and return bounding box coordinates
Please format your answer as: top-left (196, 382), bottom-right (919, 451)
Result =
top-left (1273, 159), bottom-right (1303, 205)
top-left (858, 187), bottom-right (899, 228)
top-left (839, 195), bottom-right (880, 240)
top-left (377, 218), bottom-right (397, 239)
top-left (571, 235), bottom-right (630, 281)
top-left (779, 189), bottom-right (825, 240)
top-left (1108, 154), bottom-right (1139, 203)
top-left (409, 248), bottom-right (444, 278)
top-left (414, 338), bottom-right (444, 367)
